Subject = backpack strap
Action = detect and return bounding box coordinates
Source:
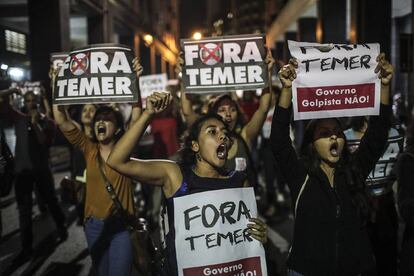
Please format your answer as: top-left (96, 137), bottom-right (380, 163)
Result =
top-left (295, 174), bottom-right (309, 217)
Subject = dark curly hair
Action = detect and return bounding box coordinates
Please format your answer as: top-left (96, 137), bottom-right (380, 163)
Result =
top-left (178, 113), bottom-right (229, 168)
top-left (300, 118), bottom-right (373, 222)
top-left (91, 105), bottom-right (125, 144)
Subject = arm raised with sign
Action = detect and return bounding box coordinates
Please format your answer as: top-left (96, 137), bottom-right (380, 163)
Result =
top-left (241, 50), bottom-right (275, 147)
top-left (107, 92), bottom-right (183, 196)
top-left (51, 67), bottom-right (77, 133)
top-left (177, 56), bottom-right (200, 127)
top-left (352, 54), bottom-right (393, 179)
top-left (129, 57), bottom-right (143, 128)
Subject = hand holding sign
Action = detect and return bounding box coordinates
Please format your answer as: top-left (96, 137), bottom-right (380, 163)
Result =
top-left (132, 57), bottom-right (144, 78)
top-left (265, 49), bottom-right (275, 74)
top-left (145, 92), bottom-right (172, 115)
top-left (278, 58), bottom-right (298, 89)
top-left (247, 218), bottom-right (267, 244)
top-left (375, 53), bottom-right (394, 86)
top-left (175, 54), bottom-right (184, 80)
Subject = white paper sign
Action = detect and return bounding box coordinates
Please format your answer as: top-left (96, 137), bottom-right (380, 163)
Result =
top-left (139, 73), bottom-right (167, 107)
top-left (288, 40), bottom-right (381, 120)
top-left (174, 187), bottom-right (267, 276)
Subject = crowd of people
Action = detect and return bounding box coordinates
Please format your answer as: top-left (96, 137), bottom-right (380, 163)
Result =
top-left (0, 48), bottom-right (413, 276)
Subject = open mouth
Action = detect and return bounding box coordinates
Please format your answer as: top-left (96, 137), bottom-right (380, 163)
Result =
top-left (330, 142), bottom-right (339, 157)
top-left (216, 143), bottom-right (228, 160)
top-left (97, 125), bottom-right (106, 134)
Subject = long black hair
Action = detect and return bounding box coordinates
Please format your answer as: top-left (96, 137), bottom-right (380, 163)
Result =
top-left (300, 118), bottom-right (373, 221)
top-left (91, 105), bottom-right (125, 144)
top-left (178, 113), bottom-right (228, 168)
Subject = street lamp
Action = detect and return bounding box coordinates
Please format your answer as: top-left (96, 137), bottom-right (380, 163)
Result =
top-left (143, 34), bottom-right (153, 45)
top-left (192, 31), bottom-right (202, 40)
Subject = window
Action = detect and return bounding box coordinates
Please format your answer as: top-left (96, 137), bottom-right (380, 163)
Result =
top-left (5, 29), bottom-right (26, 54)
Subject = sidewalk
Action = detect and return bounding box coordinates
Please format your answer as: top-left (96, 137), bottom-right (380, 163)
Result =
top-left (0, 171), bottom-right (92, 276)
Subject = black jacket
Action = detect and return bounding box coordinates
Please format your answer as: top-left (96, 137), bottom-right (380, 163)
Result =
top-left (397, 152), bottom-right (414, 275)
top-left (270, 104), bottom-right (391, 276)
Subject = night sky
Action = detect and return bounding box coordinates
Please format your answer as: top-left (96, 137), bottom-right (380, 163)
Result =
top-left (179, 0), bottom-right (207, 39)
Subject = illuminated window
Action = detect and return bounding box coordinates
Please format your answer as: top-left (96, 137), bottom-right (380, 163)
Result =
top-left (5, 29), bottom-right (26, 54)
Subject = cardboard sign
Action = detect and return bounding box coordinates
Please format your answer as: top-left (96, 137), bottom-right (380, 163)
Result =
top-left (174, 187), bottom-right (267, 276)
top-left (288, 40), bottom-right (381, 120)
top-left (50, 52), bottom-right (68, 71)
top-left (53, 44), bottom-right (139, 105)
top-left (181, 34), bottom-right (268, 94)
top-left (345, 128), bottom-right (404, 195)
top-left (139, 73), bottom-right (167, 108)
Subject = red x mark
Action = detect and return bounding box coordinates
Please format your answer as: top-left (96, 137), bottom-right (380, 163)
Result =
top-left (71, 52), bottom-right (89, 73)
top-left (200, 43), bottom-right (222, 63)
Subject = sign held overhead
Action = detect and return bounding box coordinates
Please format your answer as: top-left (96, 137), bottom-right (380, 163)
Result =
top-left (53, 44), bottom-right (139, 105)
top-left (181, 34), bottom-right (268, 94)
top-left (288, 40), bottom-right (381, 120)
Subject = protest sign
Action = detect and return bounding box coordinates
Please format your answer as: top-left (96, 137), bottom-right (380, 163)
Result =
top-left (139, 73), bottom-right (167, 108)
top-left (11, 81), bottom-right (42, 95)
top-left (346, 129), bottom-right (404, 195)
top-left (181, 34), bottom-right (268, 94)
top-left (53, 44), bottom-right (139, 105)
top-left (174, 187), bottom-right (267, 276)
top-left (288, 40), bottom-right (381, 120)
top-left (50, 52), bottom-right (68, 71)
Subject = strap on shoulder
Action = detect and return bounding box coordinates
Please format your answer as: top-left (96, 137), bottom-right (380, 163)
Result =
top-left (294, 174), bottom-right (309, 217)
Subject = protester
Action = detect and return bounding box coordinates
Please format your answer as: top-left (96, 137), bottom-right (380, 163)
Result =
top-left (344, 116), bottom-right (402, 276)
top-left (270, 53), bottom-right (393, 275)
top-left (107, 91), bottom-right (268, 276)
top-left (259, 86), bottom-right (289, 218)
top-left (0, 87), bottom-right (67, 262)
top-left (52, 59), bottom-right (142, 276)
top-left (179, 52), bottom-right (275, 187)
top-left (397, 120), bottom-right (414, 276)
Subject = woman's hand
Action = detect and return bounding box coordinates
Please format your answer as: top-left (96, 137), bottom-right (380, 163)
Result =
top-left (175, 54), bottom-right (184, 80)
top-left (145, 92), bottom-right (172, 116)
top-left (375, 53), bottom-right (393, 86)
top-left (265, 49), bottom-right (275, 73)
top-left (278, 58), bottom-right (298, 89)
top-left (132, 57), bottom-right (144, 78)
top-left (247, 218), bottom-right (267, 244)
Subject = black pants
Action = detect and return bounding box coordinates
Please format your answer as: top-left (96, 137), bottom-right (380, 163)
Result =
top-left (366, 192), bottom-right (398, 276)
top-left (15, 168), bottom-right (66, 249)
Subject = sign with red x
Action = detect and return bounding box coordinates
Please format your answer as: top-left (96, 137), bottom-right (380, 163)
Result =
top-left (70, 52), bottom-right (90, 76)
top-left (180, 34), bottom-right (268, 94)
top-left (50, 52), bottom-right (68, 71)
top-left (53, 43), bottom-right (139, 105)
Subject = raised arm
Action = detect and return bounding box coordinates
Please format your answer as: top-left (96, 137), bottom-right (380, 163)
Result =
top-left (39, 86), bottom-right (53, 119)
top-left (270, 59), bottom-right (306, 199)
top-left (353, 53), bottom-right (393, 178)
top-left (128, 57), bottom-right (143, 128)
top-left (0, 88), bottom-right (23, 122)
top-left (51, 68), bottom-right (76, 132)
top-left (107, 92), bottom-right (182, 196)
top-left (176, 56), bottom-right (199, 126)
top-left (241, 50), bottom-right (275, 146)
